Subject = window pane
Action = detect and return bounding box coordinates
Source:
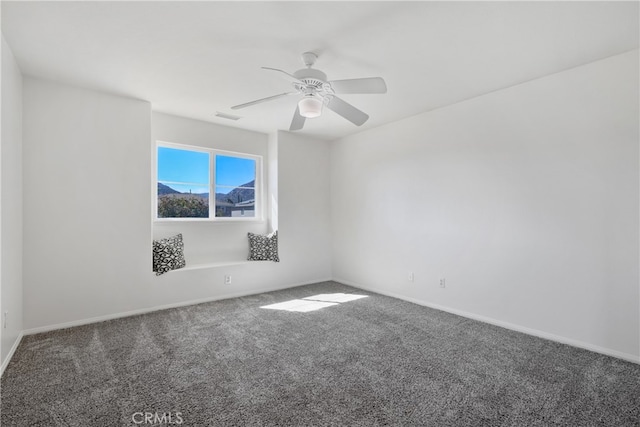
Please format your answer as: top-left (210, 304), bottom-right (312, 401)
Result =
top-left (157, 146), bottom-right (210, 218)
top-left (215, 155), bottom-right (256, 218)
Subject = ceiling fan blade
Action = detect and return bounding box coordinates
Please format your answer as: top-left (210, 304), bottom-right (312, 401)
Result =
top-left (262, 67), bottom-right (304, 84)
top-left (326, 96), bottom-right (369, 126)
top-left (231, 92), bottom-right (293, 110)
top-left (289, 105), bottom-right (306, 131)
top-left (329, 77), bottom-right (387, 94)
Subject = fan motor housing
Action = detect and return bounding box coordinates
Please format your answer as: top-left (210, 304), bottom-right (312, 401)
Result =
top-left (293, 68), bottom-right (327, 83)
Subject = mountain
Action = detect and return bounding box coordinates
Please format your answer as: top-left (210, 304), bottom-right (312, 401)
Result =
top-left (158, 180), bottom-right (255, 204)
top-left (158, 182), bottom-right (180, 195)
top-left (158, 183), bottom-right (207, 198)
top-left (221, 180), bottom-right (255, 204)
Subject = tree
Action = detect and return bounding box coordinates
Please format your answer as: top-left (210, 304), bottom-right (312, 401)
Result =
top-left (158, 195), bottom-right (208, 218)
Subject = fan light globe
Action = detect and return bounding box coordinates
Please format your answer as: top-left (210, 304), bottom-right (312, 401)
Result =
top-left (298, 95), bottom-right (323, 118)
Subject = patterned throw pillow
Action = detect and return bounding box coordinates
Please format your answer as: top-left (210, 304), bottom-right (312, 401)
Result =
top-left (153, 233), bottom-right (186, 275)
top-left (247, 231), bottom-right (279, 262)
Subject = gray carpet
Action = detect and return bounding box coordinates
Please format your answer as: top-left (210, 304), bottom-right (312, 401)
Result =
top-left (2, 281), bottom-right (639, 426)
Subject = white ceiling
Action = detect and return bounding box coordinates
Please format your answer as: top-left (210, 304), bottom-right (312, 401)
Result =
top-left (2, 1), bottom-right (638, 141)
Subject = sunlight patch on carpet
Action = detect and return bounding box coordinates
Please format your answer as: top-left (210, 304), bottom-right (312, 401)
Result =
top-left (303, 293), bottom-right (368, 303)
top-left (260, 299), bottom-right (338, 312)
top-left (260, 293), bottom-right (368, 312)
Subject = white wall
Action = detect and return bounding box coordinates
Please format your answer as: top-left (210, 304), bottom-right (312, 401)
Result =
top-left (267, 131), bottom-right (278, 233)
top-left (277, 131), bottom-right (332, 280)
top-left (22, 77), bottom-right (153, 330)
top-left (22, 80), bottom-right (332, 331)
top-left (1, 36), bottom-right (23, 368)
top-left (331, 50), bottom-right (640, 360)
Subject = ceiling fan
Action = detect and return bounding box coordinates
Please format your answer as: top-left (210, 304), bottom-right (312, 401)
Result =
top-left (231, 52), bottom-right (387, 131)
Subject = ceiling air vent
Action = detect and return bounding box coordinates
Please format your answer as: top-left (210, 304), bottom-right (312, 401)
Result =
top-left (215, 111), bottom-right (242, 121)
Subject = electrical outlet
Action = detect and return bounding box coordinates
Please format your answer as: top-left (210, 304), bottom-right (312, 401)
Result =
top-left (224, 275), bottom-right (232, 285)
top-left (408, 272), bottom-right (414, 282)
top-left (3, 311), bottom-right (7, 329)
top-left (439, 278), bottom-right (446, 288)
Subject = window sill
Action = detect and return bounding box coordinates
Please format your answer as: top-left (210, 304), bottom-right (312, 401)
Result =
top-left (157, 260), bottom-right (251, 274)
top-left (153, 218), bottom-right (265, 224)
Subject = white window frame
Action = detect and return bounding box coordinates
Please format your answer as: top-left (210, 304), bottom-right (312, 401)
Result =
top-left (154, 140), bottom-right (263, 222)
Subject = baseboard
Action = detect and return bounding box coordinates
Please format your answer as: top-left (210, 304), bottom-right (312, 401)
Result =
top-left (335, 277), bottom-right (640, 365)
top-left (23, 277), bottom-right (333, 336)
top-left (1, 331), bottom-right (24, 377)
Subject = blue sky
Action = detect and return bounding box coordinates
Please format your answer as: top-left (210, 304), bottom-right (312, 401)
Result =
top-left (158, 147), bottom-right (255, 194)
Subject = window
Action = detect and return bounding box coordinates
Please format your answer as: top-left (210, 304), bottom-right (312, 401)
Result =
top-left (156, 142), bottom-right (261, 221)
top-left (215, 155), bottom-right (256, 218)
